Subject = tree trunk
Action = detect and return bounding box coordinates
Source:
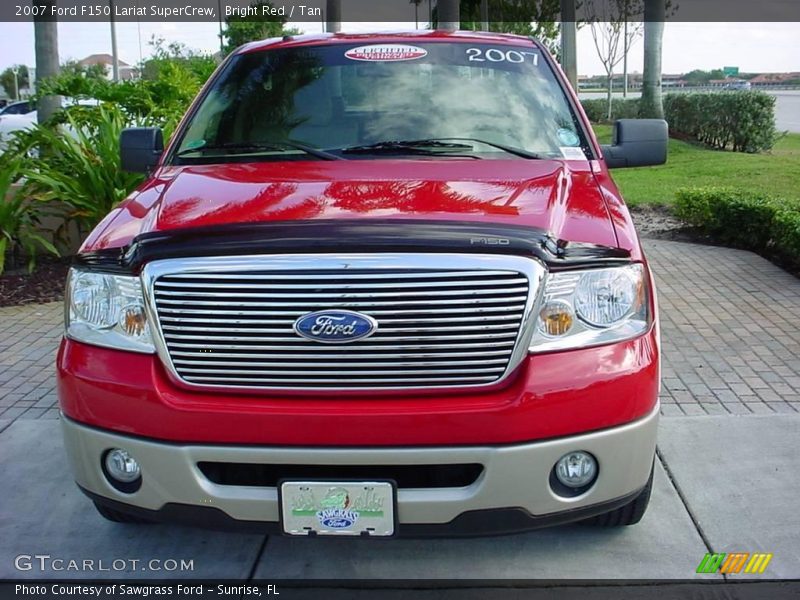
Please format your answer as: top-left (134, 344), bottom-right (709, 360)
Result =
top-left (640, 0), bottom-right (665, 119)
top-left (33, 0), bottom-right (60, 123)
top-left (480, 0), bottom-right (489, 30)
top-left (326, 0), bottom-right (342, 33)
top-left (607, 74), bottom-right (613, 121)
top-left (559, 0), bottom-right (578, 91)
top-left (438, 0), bottom-right (460, 30)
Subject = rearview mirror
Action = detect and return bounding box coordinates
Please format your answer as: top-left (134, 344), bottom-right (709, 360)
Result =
top-left (600, 119), bottom-right (668, 168)
top-left (121, 127), bottom-right (164, 174)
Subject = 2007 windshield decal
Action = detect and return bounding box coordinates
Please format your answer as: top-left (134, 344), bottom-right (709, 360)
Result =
top-left (466, 48), bottom-right (539, 66)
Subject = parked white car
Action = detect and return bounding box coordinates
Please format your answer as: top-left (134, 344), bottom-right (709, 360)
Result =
top-left (0, 109), bottom-right (37, 152)
top-left (0, 99), bottom-right (99, 152)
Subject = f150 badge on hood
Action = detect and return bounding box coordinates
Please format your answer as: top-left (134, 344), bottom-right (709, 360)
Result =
top-left (294, 310), bottom-right (379, 343)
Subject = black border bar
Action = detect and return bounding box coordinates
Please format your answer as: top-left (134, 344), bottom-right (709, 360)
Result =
top-left (2, 580), bottom-right (800, 600)
top-left (3, 0), bottom-right (800, 23)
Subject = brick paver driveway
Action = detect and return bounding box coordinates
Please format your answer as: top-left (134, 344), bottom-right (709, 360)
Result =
top-left (1, 239), bottom-right (799, 424)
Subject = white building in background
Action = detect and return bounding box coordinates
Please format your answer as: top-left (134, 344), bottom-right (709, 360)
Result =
top-left (77, 54), bottom-right (139, 80)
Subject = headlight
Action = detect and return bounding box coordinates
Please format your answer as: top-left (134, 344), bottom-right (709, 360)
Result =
top-left (65, 269), bottom-right (155, 353)
top-left (529, 264), bottom-right (649, 353)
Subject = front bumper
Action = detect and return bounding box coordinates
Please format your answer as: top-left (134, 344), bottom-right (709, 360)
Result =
top-left (62, 404), bottom-right (658, 535)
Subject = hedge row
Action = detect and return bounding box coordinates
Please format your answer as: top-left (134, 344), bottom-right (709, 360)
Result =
top-left (580, 98), bottom-right (640, 123)
top-left (580, 91), bottom-right (778, 154)
top-left (675, 187), bottom-right (800, 267)
top-left (663, 91), bottom-right (778, 153)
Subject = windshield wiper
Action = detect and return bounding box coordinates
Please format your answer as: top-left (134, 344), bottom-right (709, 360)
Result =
top-left (341, 138), bottom-right (542, 160)
top-left (427, 138), bottom-right (543, 160)
top-left (340, 140), bottom-right (479, 157)
top-left (176, 140), bottom-right (343, 161)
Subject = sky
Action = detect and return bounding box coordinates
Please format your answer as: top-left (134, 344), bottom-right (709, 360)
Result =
top-left (0, 21), bottom-right (798, 77)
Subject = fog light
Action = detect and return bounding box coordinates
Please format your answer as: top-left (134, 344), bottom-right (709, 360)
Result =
top-left (555, 451), bottom-right (597, 489)
top-left (104, 448), bottom-right (141, 483)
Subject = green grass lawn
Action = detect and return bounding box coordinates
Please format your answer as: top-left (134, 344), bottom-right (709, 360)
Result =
top-left (592, 125), bottom-right (800, 207)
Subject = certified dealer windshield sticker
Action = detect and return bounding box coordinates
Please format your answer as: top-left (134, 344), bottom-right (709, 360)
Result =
top-left (345, 44), bottom-right (428, 62)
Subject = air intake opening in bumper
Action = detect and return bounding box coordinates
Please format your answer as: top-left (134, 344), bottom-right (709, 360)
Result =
top-left (197, 462), bottom-right (484, 489)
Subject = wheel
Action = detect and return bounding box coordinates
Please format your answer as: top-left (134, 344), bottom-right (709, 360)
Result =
top-left (93, 501), bottom-right (155, 524)
top-left (580, 463), bottom-right (654, 527)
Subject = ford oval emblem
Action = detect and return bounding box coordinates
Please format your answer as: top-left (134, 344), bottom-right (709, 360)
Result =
top-left (294, 310), bottom-right (378, 344)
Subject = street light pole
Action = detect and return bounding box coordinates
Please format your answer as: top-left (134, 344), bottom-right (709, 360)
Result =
top-left (218, 0), bottom-right (224, 54)
top-left (11, 66), bottom-right (19, 100)
top-left (623, 6), bottom-right (629, 98)
top-left (109, 0), bottom-right (120, 81)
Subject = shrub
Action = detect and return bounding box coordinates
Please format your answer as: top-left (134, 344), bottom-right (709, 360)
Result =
top-left (19, 104), bottom-right (144, 235)
top-left (0, 157), bottom-right (58, 274)
top-left (37, 43), bottom-right (215, 137)
top-left (581, 98), bottom-right (640, 123)
top-left (664, 91), bottom-right (778, 153)
top-left (773, 209), bottom-right (800, 263)
top-left (675, 186), bottom-right (800, 268)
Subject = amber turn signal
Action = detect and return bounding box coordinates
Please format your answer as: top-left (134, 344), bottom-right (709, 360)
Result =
top-left (538, 301), bottom-right (575, 336)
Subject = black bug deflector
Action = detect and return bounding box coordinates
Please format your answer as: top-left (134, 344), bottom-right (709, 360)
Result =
top-left (72, 219), bottom-right (631, 275)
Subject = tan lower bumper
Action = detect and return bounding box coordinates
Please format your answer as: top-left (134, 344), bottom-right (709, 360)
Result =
top-left (62, 405), bottom-right (658, 525)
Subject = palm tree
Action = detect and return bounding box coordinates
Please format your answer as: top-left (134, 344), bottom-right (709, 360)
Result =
top-left (326, 0), bottom-right (341, 33)
top-left (640, 0), bottom-right (665, 118)
top-left (438, 0), bottom-right (461, 30)
top-left (33, 0), bottom-right (60, 123)
top-left (560, 0), bottom-right (578, 91)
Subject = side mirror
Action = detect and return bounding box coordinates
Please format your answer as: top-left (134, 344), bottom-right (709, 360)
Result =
top-left (121, 127), bottom-right (164, 174)
top-left (600, 119), bottom-right (668, 168)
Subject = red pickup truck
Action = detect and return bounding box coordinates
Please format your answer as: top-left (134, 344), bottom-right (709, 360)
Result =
top-left (58, 31), bottom-right (667, 536)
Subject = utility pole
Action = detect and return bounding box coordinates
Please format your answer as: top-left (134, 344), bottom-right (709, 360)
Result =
top-left (438, 0), bottom-right (460, 30)
top-left (218, 0), bottom-right (224, 54)
top-left (33, 0), bottom-right (60, 122)
top-left (109, 0), bottom-right (120, 81)
top-left (480, 0), bottom-right (489, 31)
top-left (11, 66), bottom-right (19, 100)
top-left (326, 0), bottom-right (341, 33)
top-left (560, 0), bottom-right (578, 91)
top-left (623, 13), bottom-right (629, 97)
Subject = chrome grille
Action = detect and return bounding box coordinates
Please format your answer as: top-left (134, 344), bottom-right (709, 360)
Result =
top-left (145, 254), bottom-right (544, 391)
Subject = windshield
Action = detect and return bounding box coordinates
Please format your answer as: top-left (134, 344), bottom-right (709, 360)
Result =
top-left (173, 41), bottom-right (590, 163)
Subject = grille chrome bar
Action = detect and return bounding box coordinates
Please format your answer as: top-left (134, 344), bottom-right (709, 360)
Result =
top-left (156, 305), bottom-right (527, 316)
top-left (153, 286), bottom-right (529, 298)
top-left (159, 314), bottom-right (522, 325)
top-left (182, 375), bottom-right (501, 385)
top-left (152, 296), bottom-right (530, 307)
top-left (143, 253), bottom-right (545, 391)
top-left (166, 341), bottom-right (518, 351)
top-left (155, 277), bottom-right (529, 290)
top-left (173, 358), bottom-right (510, 368)
top-left (161, 323), bottom-right (521, 334)
top-left (170, 349), bottom-right (513, 359)
top-left (163, 270), bottom-right (517, 280)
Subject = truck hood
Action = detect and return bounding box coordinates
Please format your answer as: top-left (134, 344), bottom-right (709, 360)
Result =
top-left (83, 159), bottom-right (623, 252)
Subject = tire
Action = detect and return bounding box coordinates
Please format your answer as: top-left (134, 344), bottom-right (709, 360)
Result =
top-left (93, 501), bottom-right (155, 524)
top-left (580, 463), bottom-right (654, 527)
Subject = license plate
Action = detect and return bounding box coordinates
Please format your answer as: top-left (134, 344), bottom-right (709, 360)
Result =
top-left (280, 481), bottom-right (395, 537)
